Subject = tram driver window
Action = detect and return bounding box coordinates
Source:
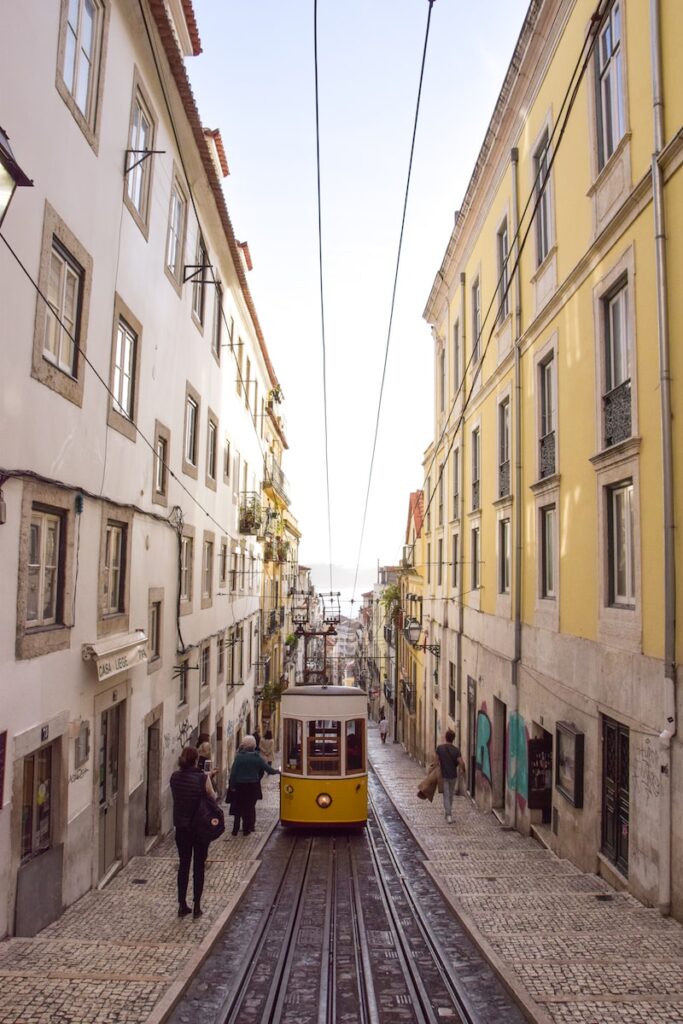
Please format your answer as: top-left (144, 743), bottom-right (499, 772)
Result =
top-left (284, 718), bottom-right (302, 773)
top-left (345, 719), bottom-right (365, 773)
top-left (308, 720), bottom-right (340, 774)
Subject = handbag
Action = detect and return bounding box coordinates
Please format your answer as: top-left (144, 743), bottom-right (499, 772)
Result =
top-left (191, 791), bottom-right (225, 843)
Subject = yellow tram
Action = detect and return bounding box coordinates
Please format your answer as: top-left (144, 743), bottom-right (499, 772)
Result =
top-left (279, 684), bottom-right (368, 828)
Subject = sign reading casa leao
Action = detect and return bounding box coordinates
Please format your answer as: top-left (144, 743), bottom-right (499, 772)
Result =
top-left (81, 630), bottom-right (148, 682)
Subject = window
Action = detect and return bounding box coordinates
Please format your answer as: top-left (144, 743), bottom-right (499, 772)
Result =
top-left (499, 518), bottom-right (511, 594)
top-left (602, 282), bottom-right (631, 447)
top-left (539, 355), bottom-right (555, 477)
top-left (608, 482), bottom-right (634, 605)
top-left (152, 421), bottom-right (170, 506)
top-left (427, 542), bottom-right (431, 585)
top-left (112, 319), bottom-right (136, 420)
top-left (308, 720), bottom-right (340, 775)
top-left (183, 384), bottom-right (200, 478)
top-left (165, 179), bottom-right (187, 285)
top-left (27, 510), bottom-right (61, 627)
top-left (426, 478), bottom-right (431, 532)
top-left (452, 448), bottom-right (460, 518)
top-left (202, 538), bottom-right (214, 600)
top-left (219, 540), bottom-right (228, 586)
top-left (471, 278), bottom-right (481, 363)
top-left (497, 219), bottom-right (510, 320)
top-left (471, 527), bottom-right (480, 590)
top-left (534, 131), bottom-right (551, 266)
top-left (44, 240), bottom-right (82, 376)
top-left (103, 523), bottom-right (125, 614)
top-left (437, 538), bottom-right (443, 587)
top-left (192, 233), bottom-right (208, 325)
top-left (471, 428), bottom-right (480, 511)
top-left (499, 398), bottom-right (510, 497)
top-left (448, 662), bottom-right (456, 719)
top-left (230, 550), bottom-right (238, 593)
top-left (236, 338), bottom-right (243, 395)
top-left (223, 438), bottom-right (231, 484)
top-left (212, 282), bottom-right (223, 359)
top-left (438, 465), bottom-right (444, 526)
top-left (217, 631), bottom-right (225, 680)
top-left (452, 533), bottom-right (459, 588)
top-left (596, 2), bottom-right (625, 169)
top-left (57, 0), bottom-right (107, 146)
top-left (284, 719), bottom-right (303, 773)
top-left (540, 505), bottom-right (556, 599)
top-left (200, 643), bottom-right (210, 687)
top-left (125, 87), bottom-right (155, 230)
top-left (206, 415), bottom-right (217, 485)
top-left (178, 660), bottom-right (188, 706)
top-left (21, 745), bottom-right (54, 862)
top-left (439, 349), bottom-right (445, 413)
top-left (149, 601), bottom-right (161, 661)
top-left (453, 321), bottom-right (460, 392)
top-left (345, 720), bottom-right (365, 773)
top-left (244, 357), bottom-right (251, 410)
top-left (180, 535), bottom-right (193, 603)
top-left (239, 551), bottom-right (246, 592)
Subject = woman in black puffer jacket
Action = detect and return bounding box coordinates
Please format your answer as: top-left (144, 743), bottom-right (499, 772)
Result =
top-left (170, 745), bottom-right (216, 918)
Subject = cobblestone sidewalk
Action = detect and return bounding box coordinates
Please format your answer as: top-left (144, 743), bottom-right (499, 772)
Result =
top-left (369, 727), bottom-right (683, 1024)
top-left (0, 776), bottom-right (280, 1024)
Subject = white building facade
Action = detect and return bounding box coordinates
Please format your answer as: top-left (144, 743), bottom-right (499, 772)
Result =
top-left (0, 0), bottom-right (294, 936)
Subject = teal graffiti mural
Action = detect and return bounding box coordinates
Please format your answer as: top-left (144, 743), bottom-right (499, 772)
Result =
top-left (507, 712), bottom-right (529, 810)
top-left (476, 709), bottom-right (492, 782)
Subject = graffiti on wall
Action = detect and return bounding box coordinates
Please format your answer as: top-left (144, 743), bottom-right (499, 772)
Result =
top-left (634, 736), bottom-right (660, 800)
top-left (476, 706), bottom-right (492, 782)
top-left (507, 712), bottom-right (529, 811)
top-left (177, 718), bottom-right (193, 748)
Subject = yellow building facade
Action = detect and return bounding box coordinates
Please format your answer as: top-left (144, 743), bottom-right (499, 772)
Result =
top-left (423, 0), bottom-right (682, 915)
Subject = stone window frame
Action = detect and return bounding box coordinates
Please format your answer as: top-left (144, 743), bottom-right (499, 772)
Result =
top-left (591, 245), bottom-right (638, 456)
top-left (529, 110), bottom-right (558, 314)
top-left (451, 444), bottom-right (460, 523)
top-left (107, 294), bottom-right (142, 443)
top-left (199, 639), bottom-right (211, 689)
top-left (469, 519), bottom-right (481, 612)
top-left (31, 201), bottom-right (93, 407)
top-left (16, 481), bottom-right (75, 660)
top-left (216, 629), bottom-right (226, 684)
top-left (451, 531), bottom-right (459, 591)
top-left (223, 436), bottom-right (231, 486)
top-left (219, 537), bottom-right (229, 587)
top-left (179, 524), bottom-right (195, 617)
top-left (177, 652), bottom-right (190, 709)
top-left (201, 530), bottom-right (215, 609)
top-left (123, 69), bottom-right (158, 240)
top-left (496, 383), bottom-right (512, 500)
top-left (164, 166), bottom-right (188, 296)
top-left (211, 281), bottom-right (223, 365)
top-left (182, 381), bottom-right (201, 480)
top-left (205, 409), bottom-right (218, 491)
top-left (191, 229), bottom-right (208, 331)
top-left (152, 420), bottom-right (170, 507)
top-left (532, 477), bottom-right (560, 633)
top-left (147, 587), bottom-right (164, 676)
top-left (533, 333), bottom-right (559, 484)
top-left (55, 0), bottom-right (111, 154)
top-left (592, 439), bottom-right (642, 652)
top-left (96, 503), bottom-right (133, 637)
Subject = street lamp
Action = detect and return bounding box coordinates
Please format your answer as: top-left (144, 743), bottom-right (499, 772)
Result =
top-left (0, 127), bottom-right (33, 229)
top-left (403, 617), bottom-right (441, 657)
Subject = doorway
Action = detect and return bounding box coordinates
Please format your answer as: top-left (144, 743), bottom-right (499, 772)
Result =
top-left (528, 726), bottom-right (553, 824)
top-left (145, 721), bottom-right (161, 839)
top-left (98, 703), bottom-right (123, 881)
top-left (466, 676), bottom-right (476, 798)
top-left (602, 716), bottom-right (629, 874)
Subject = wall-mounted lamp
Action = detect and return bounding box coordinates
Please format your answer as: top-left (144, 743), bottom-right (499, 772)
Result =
top-left (0, 126), bottom-right (33, 229)
top-left (403, 617), bottom-right (440, 657)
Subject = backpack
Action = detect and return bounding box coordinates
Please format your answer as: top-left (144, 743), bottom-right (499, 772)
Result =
top-left (191, 790), bottom-right (225, 843)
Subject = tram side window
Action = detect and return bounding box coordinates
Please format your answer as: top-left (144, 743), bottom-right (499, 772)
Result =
top-left (308, 720), bottom-right (340, 774)
top-left (345, 719), bottom-right (365, 773)
top-left (284, 719), bottom-right (303, 773)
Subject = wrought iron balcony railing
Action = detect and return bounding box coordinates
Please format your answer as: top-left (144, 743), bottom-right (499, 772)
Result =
top-left (603, 379), bottom-right (632, 448)
top-left (499, 459), bottom-right (510, 498)
top-left (471, 480), bottom-right (480, 511)
top-left (539, 430), bottom-right (556, 478)
top-left (263, 452), bottom-right (290, 504)
top-left (239, 492), bottom-right (263, 535)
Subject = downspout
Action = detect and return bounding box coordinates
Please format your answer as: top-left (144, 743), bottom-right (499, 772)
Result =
top-left (511, 148), bottom-right (523, 829)
top-left (650, 0), bottom-right (677, 917)
top-left (457, 272), bottom-right (467, 752)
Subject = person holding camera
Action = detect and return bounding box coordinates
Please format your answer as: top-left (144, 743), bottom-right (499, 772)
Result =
top-left (228, 735), bottom-right (279, 836)
top-left (170, 746), bottom-right (217, 918)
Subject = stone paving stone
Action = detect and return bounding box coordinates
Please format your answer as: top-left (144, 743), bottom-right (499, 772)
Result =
top-left (435, 869), bottom-right (611, 896)
top-left (0, 938), bottom-right (187, 978)
top-left (515, 959), bottom-right (683, 998)
top-left (537, 1000), bottom-right (683, 1024)
top-left (487, 929), bottom-right (683, 962)
top-left (0, 977), bottom-right (165, 1024)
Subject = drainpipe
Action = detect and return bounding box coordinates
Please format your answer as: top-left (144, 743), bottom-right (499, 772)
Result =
top-left (510, 148), bottom-right (523, 830)
top-left (650, 0), bottom-right (676, 917)
top-left (457, 272), bottom-right (467, 752)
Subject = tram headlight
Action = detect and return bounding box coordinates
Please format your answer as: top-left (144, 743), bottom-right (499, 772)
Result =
top-left (316, 792), bottom-right (333, 809)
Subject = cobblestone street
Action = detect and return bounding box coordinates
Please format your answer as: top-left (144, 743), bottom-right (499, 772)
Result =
top-left (2, 731), bottom-right (683, 1023)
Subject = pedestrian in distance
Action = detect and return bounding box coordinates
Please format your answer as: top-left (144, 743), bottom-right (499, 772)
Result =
top-left (169, 745), bottom-right (218, 919)
top-left (378, 714), bottom-right (388, 744)
top-left (435, 729), bottom-right (466, 823)
top-left (228, 735), bottom-right (280, 836)
top-left (260, 728), bottom-right (275, 766)
top-left (196, 733), bottom-right (212, 771)
top-left (252, 728), bottom-right (261, 751)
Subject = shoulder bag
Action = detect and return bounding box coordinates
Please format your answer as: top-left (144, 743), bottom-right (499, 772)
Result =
top-left (191, 790), bottom-right (225, 843)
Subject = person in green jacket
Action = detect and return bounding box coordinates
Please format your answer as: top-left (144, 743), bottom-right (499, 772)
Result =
top-left (228, 735), bottom-right (279, 835)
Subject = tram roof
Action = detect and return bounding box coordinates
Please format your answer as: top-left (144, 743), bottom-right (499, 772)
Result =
top-left (282, 685), bottom-right (365, 698)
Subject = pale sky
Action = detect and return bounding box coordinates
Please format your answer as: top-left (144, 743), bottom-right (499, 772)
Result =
top-left (187, 0), bottom-right (529, 602)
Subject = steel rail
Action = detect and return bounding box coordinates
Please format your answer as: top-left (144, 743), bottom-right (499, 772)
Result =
top-left (367, 768), bottom-right (480, 1024)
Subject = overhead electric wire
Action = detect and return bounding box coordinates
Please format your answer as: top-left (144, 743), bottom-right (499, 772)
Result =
top-left (396, 0), bottom-right (611, 568)
top-left (350, 0), bottom-right (437, 602)
top-left (313, 0), bottom-right (334, 593)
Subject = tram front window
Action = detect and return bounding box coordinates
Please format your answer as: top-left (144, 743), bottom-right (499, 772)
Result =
top-left (308, 720), bottom-right (340, 774)
top-left (284, 719), bottom-right (303, 773)
top-left (346, 719), bottom-right (365, 773)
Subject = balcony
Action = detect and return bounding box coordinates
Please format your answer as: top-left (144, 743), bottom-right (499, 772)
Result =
top-left (539, 431), bottom-right (556, 478)
top-left (471, 480), bottom-right (480, 511)
top-left (239, 492), bottom-right (263, 535)
top-left (263, 453), bottom-right (290, 504)
top-left (499, 460), bottom-right (510, 499)
top-left (264, 537), bottom-right (291, 563)
top-left (262, 608), bottom-right (278, 637)
top-left (401, 544), bottom-right (414, 569)
top-left (603, 379), bottom-right (631, 448)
